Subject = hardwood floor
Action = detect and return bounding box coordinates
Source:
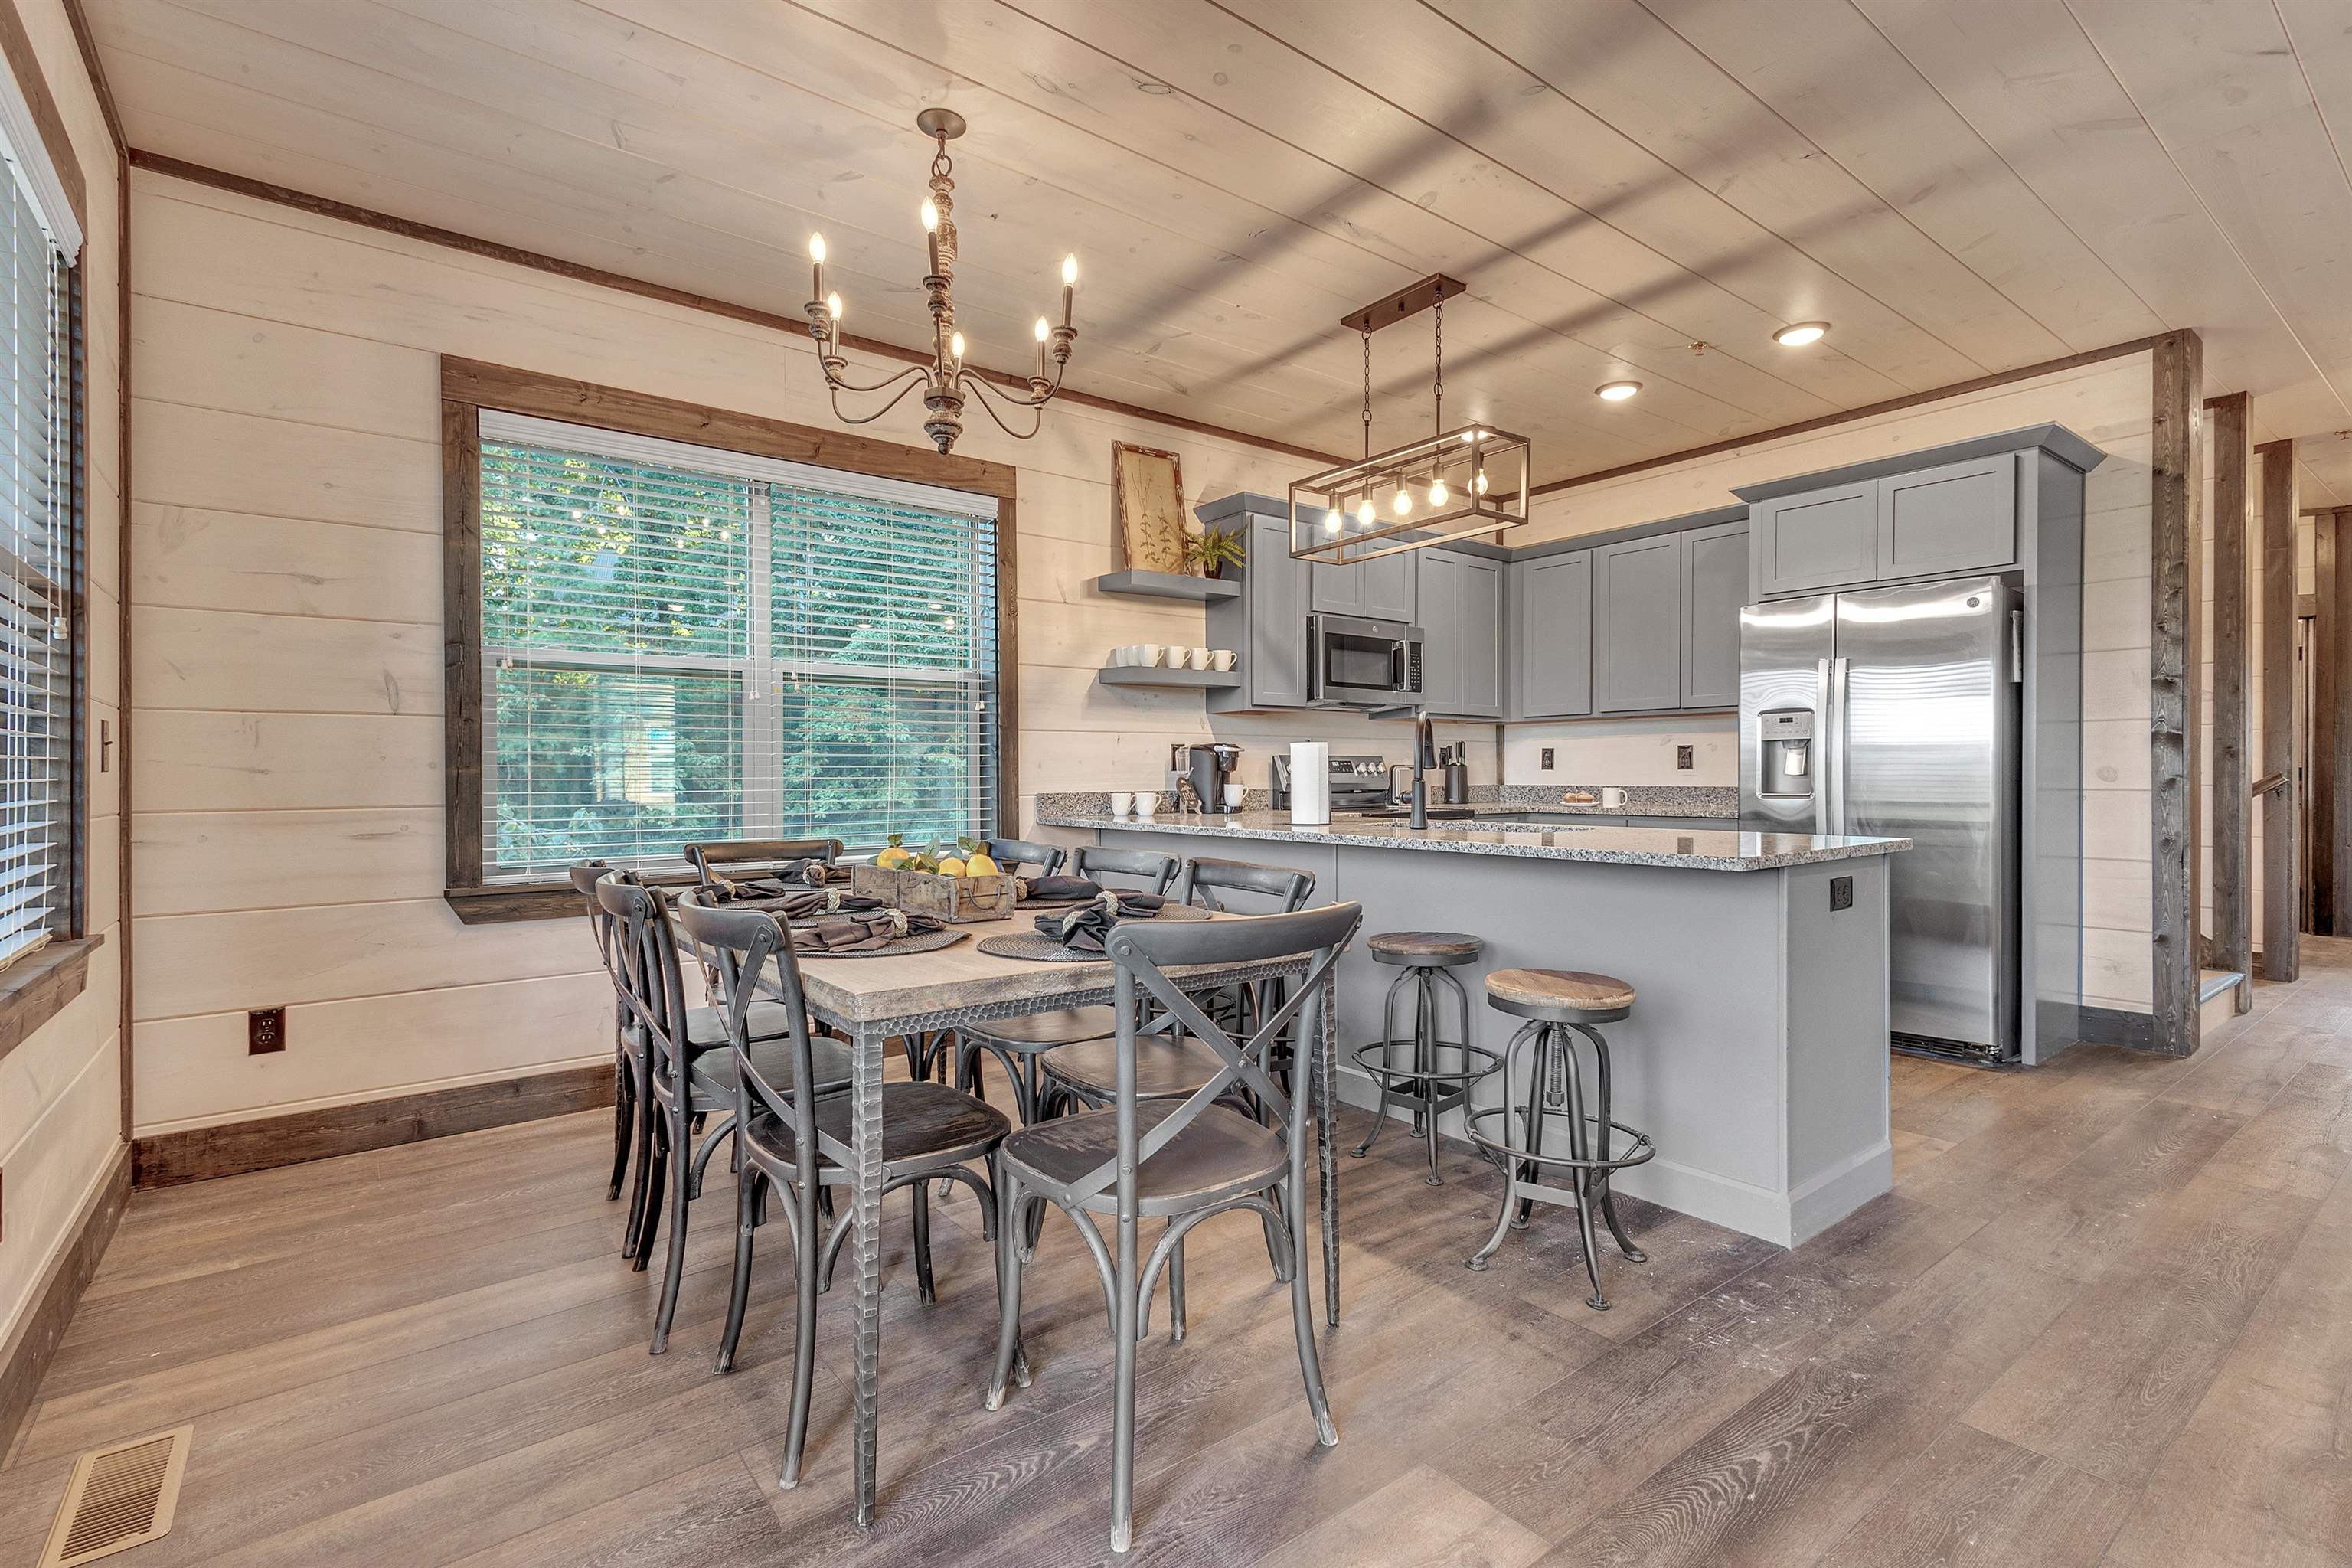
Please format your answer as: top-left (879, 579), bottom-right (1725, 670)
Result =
top-left (7, 949), bottom-right (2352, 1567)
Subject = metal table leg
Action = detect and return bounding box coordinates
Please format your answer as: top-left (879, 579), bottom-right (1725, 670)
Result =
top-left (848, 1019), bottom-right (885, 1528)
top-left (1318, 964), bottom-right (1340, 1327)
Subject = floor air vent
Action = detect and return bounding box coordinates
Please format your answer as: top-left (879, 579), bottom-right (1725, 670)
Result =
top-left (38, 1425), bottom-right (191, 1566)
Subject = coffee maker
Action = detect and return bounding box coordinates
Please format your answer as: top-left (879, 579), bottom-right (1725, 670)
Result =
top-left (1173, 743), bottom-right (1243, 812)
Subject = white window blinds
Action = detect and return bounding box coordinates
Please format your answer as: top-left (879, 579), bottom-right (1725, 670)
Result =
top-left (0, 145), bottom-right (69, 968)
top-left (476, 413), bottom-right (1001, 881)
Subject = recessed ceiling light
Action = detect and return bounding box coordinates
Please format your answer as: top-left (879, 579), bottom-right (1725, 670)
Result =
top-left (1773, 321), bottom-right (1830, 348)
top-left (1596, 381), bottom-right (1642, 401)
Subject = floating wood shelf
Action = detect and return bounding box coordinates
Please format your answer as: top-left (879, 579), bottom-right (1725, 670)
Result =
top-left (1093, 570), bottom-right (1240, 602)
top-left (1096, 665), bottom-right (1242, 690)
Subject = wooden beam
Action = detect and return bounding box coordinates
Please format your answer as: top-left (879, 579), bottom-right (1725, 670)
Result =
top-left (2259, 439), bottom-right (2300, 981)
top-left (2210, 393), bottom-right (2252, 1008)
top-left (2316, 514), bottom-right (2339, 935)
top-left (2149, 332), bottom-right (2203, 1056)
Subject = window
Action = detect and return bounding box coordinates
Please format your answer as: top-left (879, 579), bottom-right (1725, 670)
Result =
top-left (0, 140), bottom-right (74, 969)
top-left (469, 407), bottom-right (1004, 886)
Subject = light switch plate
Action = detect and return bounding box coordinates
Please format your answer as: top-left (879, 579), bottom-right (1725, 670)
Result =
top-left (1677, 745), bottom-right (1694, 770)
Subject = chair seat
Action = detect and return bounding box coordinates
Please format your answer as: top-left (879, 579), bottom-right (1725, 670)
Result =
top-left (1369, 930), bottom-right (1483, 965)
top-left (692, 1032), bottom-right (857, 1105)
top-left (684, 998), bottom-right (802, 1050)
top-left (1484, 967), bottom-right (1636, 1015)
top-left (962, 1005), bottom-right (1119, 1050)
top-left (1038, 1034), bottom-right (1228, 1102)
top-left (1001, 1102), bottom-right (1286, 1217)
top-left (745, 1080), bottom-right (1009, 1174)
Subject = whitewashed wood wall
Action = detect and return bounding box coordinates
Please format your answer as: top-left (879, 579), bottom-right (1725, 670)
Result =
top-left (124, 169), bottom-right (1498, 1137)
top-left (1517, 354), bottom-right (2160, 1018)
top-left (0, 0), bottom-right (126, 1354)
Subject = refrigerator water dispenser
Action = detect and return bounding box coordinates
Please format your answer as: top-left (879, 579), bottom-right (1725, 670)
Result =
top-left (1756, 709), bottom-right (1815, 799)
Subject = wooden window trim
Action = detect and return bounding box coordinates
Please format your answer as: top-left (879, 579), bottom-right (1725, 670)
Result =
top-left (439, 357), bottom-right (1021, 924)
top-left (0, 933), bottom-right (100, 1067)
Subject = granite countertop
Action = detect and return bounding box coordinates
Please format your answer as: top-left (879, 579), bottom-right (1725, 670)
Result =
top-left (1037, 808), bottom-right (1909, 872)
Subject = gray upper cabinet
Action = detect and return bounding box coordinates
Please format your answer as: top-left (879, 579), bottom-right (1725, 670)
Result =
top-left (1416, 548), bottom-right (1502, 718)
top-left (1594, 534), bottom-right (1685, 713)
top-left (1877, 452), bottom-right (2017, 580)
top-left (1206, 508), bottom-right (1310, 712)
top-left (1681, 521), bottom-right (1747, 708)
top-left (1509, 551), bottom-right (1592, 719)
top-left (1311, 550), bottom-right (1416, 622)
top-left (1751, 479), bottom-right (1877, 598)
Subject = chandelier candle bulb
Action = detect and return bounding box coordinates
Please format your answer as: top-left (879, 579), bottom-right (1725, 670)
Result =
top-left (1060, 253), bottom-right (1078, 327)
top-left (808, 232), bottom-right (826, 302)
top-left (1034, 316), bottom-right (1049, 381)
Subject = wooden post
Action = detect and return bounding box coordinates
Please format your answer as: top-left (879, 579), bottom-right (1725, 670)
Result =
top-left (2258, 439), bottom-right (2298, 981)
top-left (2334, 510), bottom-right (2352, 936)
top-left (2318, 514), bottom-right (2339, 936)
top-left (2149, 332), bottom-right (2203, 1056)
top-left (2208, 394), bottom-right (2252, 1009)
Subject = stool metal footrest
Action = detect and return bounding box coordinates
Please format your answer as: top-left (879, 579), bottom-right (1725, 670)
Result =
top-left (1459, 1104), bottom-right (1655, 1175)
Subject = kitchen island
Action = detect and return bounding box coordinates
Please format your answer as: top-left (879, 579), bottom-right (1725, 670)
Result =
top-left (1034, 805), bottom-right (1910, 1246)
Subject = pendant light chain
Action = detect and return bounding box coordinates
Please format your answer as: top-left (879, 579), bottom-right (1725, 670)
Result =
top-left (1432, 283), bottom-right (1446, 434)
top-left (1361, 328), bottom-right (1373, 461)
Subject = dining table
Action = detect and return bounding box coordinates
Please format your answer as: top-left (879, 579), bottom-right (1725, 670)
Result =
top-left (740, 901), bottom-right (1345, 1529)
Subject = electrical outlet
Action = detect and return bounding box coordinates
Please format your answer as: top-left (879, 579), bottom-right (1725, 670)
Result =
top-left (248, 1007), bottom-right (286, 1055)
top-left (1676, 745), bottom-right (1694, 771)
top-left (1830, 876), bottom-right (1854, 911)
top-left (1540, 746), bottom-right (1555, 771)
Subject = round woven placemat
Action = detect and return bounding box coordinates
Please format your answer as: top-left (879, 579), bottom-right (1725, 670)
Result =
top-left (790, 926), bottom-right (969, 959)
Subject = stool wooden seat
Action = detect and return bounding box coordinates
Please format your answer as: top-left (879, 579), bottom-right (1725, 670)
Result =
top-left (1368, 929), bottom-right (1483, 965)
top-left (1485, 968), bottom-right (1636, 1018)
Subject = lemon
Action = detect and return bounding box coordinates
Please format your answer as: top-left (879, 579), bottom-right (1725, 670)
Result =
top-left (936, 856), bottom-right (967, 877)
top-left (875, 846), bottom-right (913, 870)
top-left (965, 852), bottom-right (1000, 877)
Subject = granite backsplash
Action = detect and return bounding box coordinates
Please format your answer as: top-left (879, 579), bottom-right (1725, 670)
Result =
top-left (1032, 783), bottom-right (1737, 820)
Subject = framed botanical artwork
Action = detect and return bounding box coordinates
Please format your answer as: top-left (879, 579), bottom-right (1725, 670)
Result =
top-left (1112, 442), bottom-right (1187, 573)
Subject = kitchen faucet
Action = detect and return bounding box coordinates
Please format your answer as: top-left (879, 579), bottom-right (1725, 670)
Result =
top-left (1373, 704), bottom-right (1439, 830)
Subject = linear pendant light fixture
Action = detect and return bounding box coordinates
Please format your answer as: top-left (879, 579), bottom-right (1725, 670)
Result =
top-left (1289, 273), bottom-right (1531, 565)
top-left (802, 108), bottom-right (1080, 456)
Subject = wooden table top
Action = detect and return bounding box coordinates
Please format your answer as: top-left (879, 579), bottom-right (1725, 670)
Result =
top-left (782, 906), bottom-right (1306, 1029)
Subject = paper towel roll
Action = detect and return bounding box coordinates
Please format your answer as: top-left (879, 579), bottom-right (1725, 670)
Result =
top-left (1290, 741), bottom-right (1331, 825)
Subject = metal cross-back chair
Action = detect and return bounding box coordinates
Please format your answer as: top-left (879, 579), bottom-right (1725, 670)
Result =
top-left (986, 900), bottom-right (1361, 1556)
top-left (983, 836), bottom-right (1068, 877)
top-left (949, 843), bottom-right (1184, 1122)
top-left (676, 899), bottom-right (1012, 1488)
top-left (599, 877), bottom-right (856, 1354)
top-left (1172, 856), bottom-right (1318, 1101)
top-left (570, 861), bottom-right (654, 1256)
top-left (684, 837), bottom-right (848, 893)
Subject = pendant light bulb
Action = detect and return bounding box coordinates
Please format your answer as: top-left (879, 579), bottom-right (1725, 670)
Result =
top-left (1475, 468), bottom-right (1489, 495)
top-left (1429, 478), bottom-right (1449, 506)
top-left (1392, 485), bottom-right (1413, 518)
top-left (1325, 505), bottom-right (1344, 535)
top-left (920, 199), bottom-right (939, 233)
top-left (1355, 495), bottom-right (1377, 526)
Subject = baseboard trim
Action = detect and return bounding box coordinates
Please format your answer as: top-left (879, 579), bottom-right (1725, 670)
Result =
top-left (1, 1142), bottom-right (130, 1459)
top-left (131, 1063), bottom-right (616, 1189)
top-left (2077, 1004), bottom-right (2158, 1051)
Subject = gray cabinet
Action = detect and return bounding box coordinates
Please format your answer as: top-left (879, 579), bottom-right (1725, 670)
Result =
top-left (1751, 479), bottom-right (1877, 597)
top-left (1593, 534), bottom-right (1684, 713)
top-left (1312, 550), bottom-right (1416, 622)
top-left (1681, 521), bottom-right (1747, 709)
top-left (1508, 551), bottom-right (1592, 719)
top-left (1206, 509), bottom-right (1310, 712)
top-left (1416, 548), bottom-right (1502, 717)
top-left (1878, 452), bottom-right (2017, 580)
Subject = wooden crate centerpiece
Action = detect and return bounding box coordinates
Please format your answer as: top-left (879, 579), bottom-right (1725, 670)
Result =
top-left (848, 836), bottom-right (1018, 924)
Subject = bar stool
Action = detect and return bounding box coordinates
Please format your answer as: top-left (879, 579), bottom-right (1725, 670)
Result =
top-left (1463, 968), bottom-right (1654, 1310)
top-left (1348, 931), bottom-right (1500, 1187)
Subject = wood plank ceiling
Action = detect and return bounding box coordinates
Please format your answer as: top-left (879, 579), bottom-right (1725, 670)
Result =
top-left (86, 0), bottom-right (2352, 498)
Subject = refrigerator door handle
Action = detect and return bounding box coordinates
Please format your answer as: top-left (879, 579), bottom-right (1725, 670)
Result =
top-left (1815, 656), bottom-right (1838, 835)
top-left (1825, 655), bottom-right (1851, 835)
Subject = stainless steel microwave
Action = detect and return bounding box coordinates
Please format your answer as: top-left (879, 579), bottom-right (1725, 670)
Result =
top-left (1307, 612), bottom-right (1423, 707)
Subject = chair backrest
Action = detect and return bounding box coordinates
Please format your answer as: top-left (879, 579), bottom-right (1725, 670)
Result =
top-left (570, 860), bottom-right (629, 1004)
top-left (985, 837), bottom-right (1068, 877)
top-left (673, 897), bottom-right (822, 1182)
top-left (1072, 843), bottom-right (1180, 894)
top-left (1078, 903), bottom-right (1361, 1216)
top-left (596, 877), bottom-right (704, 1100)
top-left (684, 838), bottom-right (846, 890)
top-left (1177, 856), bottom-right (1316, 913)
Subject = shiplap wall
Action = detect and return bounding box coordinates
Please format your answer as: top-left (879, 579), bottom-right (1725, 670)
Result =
top-left (125, 168), bottom-right (1497, 1137)
top-left (1513, 354), bottom-right (2158, 1016)
top-left (0, 0), bottom-right (126, 1355)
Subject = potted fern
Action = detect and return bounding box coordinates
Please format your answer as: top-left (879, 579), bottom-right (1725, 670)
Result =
top-left (1187, 523), bottom-right (1248, 580)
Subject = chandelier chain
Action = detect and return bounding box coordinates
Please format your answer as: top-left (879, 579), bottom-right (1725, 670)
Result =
top-left (1432, 285), bottom-right (1446, 434)
top-left (1361, 329), bottom-right (1372, 462)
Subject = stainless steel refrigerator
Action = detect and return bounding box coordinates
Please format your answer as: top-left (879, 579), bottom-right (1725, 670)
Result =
top-left (1740, 577), bottom-right (2020, 1060)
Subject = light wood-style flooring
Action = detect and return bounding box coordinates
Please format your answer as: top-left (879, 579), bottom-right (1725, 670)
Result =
top-left (7, 949), bottom-right (2352, 1567)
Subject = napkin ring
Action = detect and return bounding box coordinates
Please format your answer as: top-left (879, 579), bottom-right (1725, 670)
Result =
top-left (887, 909), bottom-right (910, 939)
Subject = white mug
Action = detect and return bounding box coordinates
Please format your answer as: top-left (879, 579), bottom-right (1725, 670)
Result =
top-left (1109, 791), bottom-right (1134, 817)
top-left (1210, 648), bottom-right (1238, 671)
top-left (1600, 786), bottom-right (1628, 809)
top-left (1223, 782), bottom-right (1246, 810)
top-left (1167, 647), bottom-right (1194, 670)
top-left (1138, 644), bottom-right (1165, 668)
top-left (1109, 646), bottom-right (1130, 667)
top-left (1134, 791), bottom-right (1162, 819)
top-left (1189, 646), bottom-right (1211, 670)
